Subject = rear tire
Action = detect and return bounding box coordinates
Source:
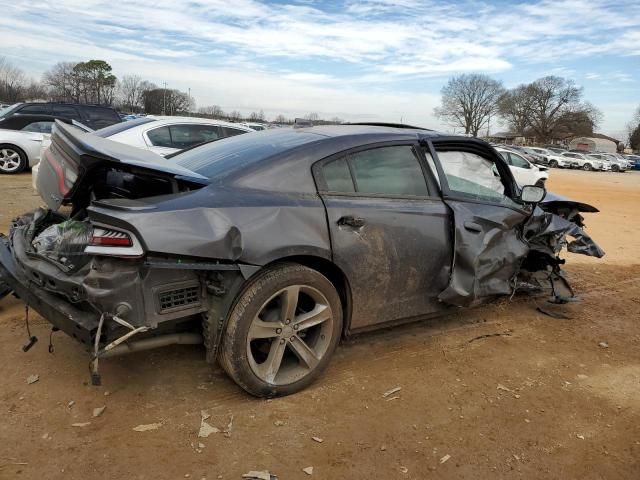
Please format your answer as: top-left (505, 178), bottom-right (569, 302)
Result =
top-left (218, 263), bottom-right (343, 397)
top-left (0, 145), bottom-right (27, 174)
top-left (582, 163), bottom-right (592, 171)
top-left (549, 160), bottom-right (558, 168)
top-left (612, 164), bottom-right (619, 172)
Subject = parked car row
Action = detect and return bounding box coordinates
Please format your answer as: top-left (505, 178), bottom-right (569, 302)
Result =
top-left (498, 144), bottom-right (635, 172)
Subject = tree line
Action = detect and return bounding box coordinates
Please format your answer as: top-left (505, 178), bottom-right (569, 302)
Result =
top-left (434, 73), bottom-right (609, 145)
top-left (0, 57), bottom-right (325, 124)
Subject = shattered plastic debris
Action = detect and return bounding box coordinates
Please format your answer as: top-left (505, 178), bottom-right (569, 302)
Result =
top-left (382, 387), bottom-right (401, 398)
top-left (302, 466), bottom-right (313, 475)
top-left (92, 406), bottom-right (106, 418)
top-left (241, 471), bottom-right (276, 480)
top-left (72, 422), bottom-right (91, 428)
top-left (198, 410), bottom-right (220, 438)
top-left (440, 454), bottom-right (451, 464)
top-left (32, 220), bottom-right (92, 270)
top-left (133, 423), bottom-right (162, 432)
top-left (26, 374), bottom-right (39, 385)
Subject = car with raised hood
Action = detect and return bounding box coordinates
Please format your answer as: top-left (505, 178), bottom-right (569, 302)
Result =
top-left (0, 102), bottom-right (121, 130)
top-left (0, 122), bottom-right (604, 397)
top-left (0, 114), bottom-right (89, 174)
top-left (494, 147), bottom-right (549, 187)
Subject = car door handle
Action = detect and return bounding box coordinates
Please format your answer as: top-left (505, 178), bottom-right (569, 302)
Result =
top-left (463, 221), bottom-right (482, 233)
top-left (337, 215), bottom-right (365, 228)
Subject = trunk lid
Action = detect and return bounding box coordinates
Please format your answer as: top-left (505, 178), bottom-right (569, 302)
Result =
top-left (38, 121), bottom-right (209, 210)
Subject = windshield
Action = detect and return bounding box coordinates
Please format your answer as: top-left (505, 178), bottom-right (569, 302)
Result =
top-left (93, 117), bottom-right (155, 137)
top-left (173, 128), bottom-right (323, 180)
top-left (0, 103), bottom-right (21, 117)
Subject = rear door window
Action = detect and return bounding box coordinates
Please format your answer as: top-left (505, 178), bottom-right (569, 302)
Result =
top-left (221, 126), bottom-right (248, 137)
top-left (319, 145), bottom-right (429, 197)
top-left (323, 158), bottom-right (355, 193)
top-left (508, 152), bottom-right (530, 168)
top-left (169, 124), bottom-right (221, 149)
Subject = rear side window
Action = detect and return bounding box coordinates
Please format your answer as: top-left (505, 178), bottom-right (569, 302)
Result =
top-left (508, 152), bottom-right (530, 168)
top-left (82, 106), bottom-right (120, 128)
top-left (19, 104), bottom-right (52, 115)
top-left (147, 126), bottom-right (172, 147)
top-left (21, 121), bottom-right (54, 133)
top-left (53, 105), bottom-right (81, 120)
top-left (320, 145), bottom-right (429, 197)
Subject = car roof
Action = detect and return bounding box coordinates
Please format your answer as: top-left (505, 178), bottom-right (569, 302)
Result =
top-left (147, 116), bottom-right (254, 131)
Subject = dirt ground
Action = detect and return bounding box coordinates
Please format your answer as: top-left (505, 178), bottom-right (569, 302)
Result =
top-left (1, 169), bottom-right (639, 480)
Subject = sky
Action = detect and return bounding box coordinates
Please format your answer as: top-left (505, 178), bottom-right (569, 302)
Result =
top-left (1, 0), bottom-right (638, 138)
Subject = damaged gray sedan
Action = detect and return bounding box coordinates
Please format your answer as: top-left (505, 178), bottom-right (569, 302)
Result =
top-left (0, 122), bottom-right (603, 397)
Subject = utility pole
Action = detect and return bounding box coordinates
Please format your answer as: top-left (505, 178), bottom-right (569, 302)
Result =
top-left (162, 82), bottom-right (167, 115)
top-left (188, 88), bottom-right (192, 116)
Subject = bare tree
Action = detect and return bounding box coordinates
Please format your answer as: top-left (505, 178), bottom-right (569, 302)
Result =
top-left (228, 110), bottom-right (242, 122)
top-left (43, 62), bottom-right (80, 102)
top-left (434, 74), bottom-right (504, 136)
top-left (273, 114), bottom-right (288, 124)
top-left (198, 105), bottom-right (225, 118)
top-left (498, 84), bottom-right (534, 134)
top-left (305, 112), bottom-right (320, 121)
top-left (0, 57), bottom-right (27, 102)
top-left (526, 76), bottom-right (582, 143)
top-left (119, 75), bottom-right (145, 112)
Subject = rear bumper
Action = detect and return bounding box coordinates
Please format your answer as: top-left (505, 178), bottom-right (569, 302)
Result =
top-left (0, 235), bottom-right (98, 346)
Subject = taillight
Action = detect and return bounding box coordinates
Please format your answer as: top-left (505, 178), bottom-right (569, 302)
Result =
top-left (44, 147), bottom-right (78, 195)
top-left (89, 228), bottom-right (133, 247)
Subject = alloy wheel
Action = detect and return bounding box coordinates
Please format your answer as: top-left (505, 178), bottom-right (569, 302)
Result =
top-left (0, 148), bottom-right (22, 173)
top-left (246, 284), bottom-right (334, 385)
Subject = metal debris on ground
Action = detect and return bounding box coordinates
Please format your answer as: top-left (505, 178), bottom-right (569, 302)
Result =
top-left (72, 422), bottom-right (91, 427)
top-left (400, 466), bottom-right (408, 473)
top-left (598, 342), bottom-right (609, 348)
top-left (440, 454), bottom-right (451, 464)
top-left (577, 434), bottom-right (585, 440)
top-left (382, 387), bottom-right (401, 398)
top-left (26, 374), bottom-right (39, 385)
top-left (536, 305), bottom-right (571, 320)
top-left (311, 436), bottom-right (323, 443)
top-left (67, 401), bottom-right (75, 408)
top-left (132, 423), bottom-right (162, 432)
top-left (302, 466), bottom-right (313, 475)
top-left (241, 471), bottom-right (277, 480)
top-left (386, 396), bottom-right (400, 402)
top-left (468, 331), bottom-right (512, 343)
top-left (497, 384), bottom-right (514, 393)
top-left (274, 420), bottom-right (285, 426)
top-left (93, 406), bottom-right (106, 417)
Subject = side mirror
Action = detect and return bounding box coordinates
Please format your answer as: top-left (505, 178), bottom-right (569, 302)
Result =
top-left (520, 185), bottom-right (546, 204)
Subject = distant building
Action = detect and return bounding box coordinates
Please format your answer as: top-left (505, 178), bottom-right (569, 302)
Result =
top-left (569, 134), bottom-right (620, 153)
top-left (485, 131), bottom-right (528, 145)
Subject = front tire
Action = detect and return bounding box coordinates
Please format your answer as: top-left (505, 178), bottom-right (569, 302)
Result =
top-left (583, 163), bottom-right (592, 171)
top-left (612, 164), bottom-right (619, 172)
top-left (0, 145), bottom-right (27, 174)
top-left (549, 160), bottom-right (558, 168)
top-left (218, 263), bottom-right (343, 397)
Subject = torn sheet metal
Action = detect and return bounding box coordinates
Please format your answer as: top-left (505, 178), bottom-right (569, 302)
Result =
top-left (437, 200), bottom-right (529, 307)
top-left (438, 198), bottom-right (605, 308)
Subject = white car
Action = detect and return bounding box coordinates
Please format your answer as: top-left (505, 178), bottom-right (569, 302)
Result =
top-left (88, 116), bottom-right (255, 156)
top-left (241, 122), bottom-right (268, 131)
top-left (526, 146), bottom-right (572, 168)
top-left (0, 115), bottom-right (78, 174)
top-left (495, 147), bottom-right (549, 187)
top-left (587, 153), bottom-right (627, 172)
top-left (560, 152), bottom-right (609, 171)
top-left (34, 116), bottom-right (255, 189)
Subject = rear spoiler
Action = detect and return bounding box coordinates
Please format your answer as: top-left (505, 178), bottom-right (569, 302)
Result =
top-left (37, 121), bottom-right (209, 210)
